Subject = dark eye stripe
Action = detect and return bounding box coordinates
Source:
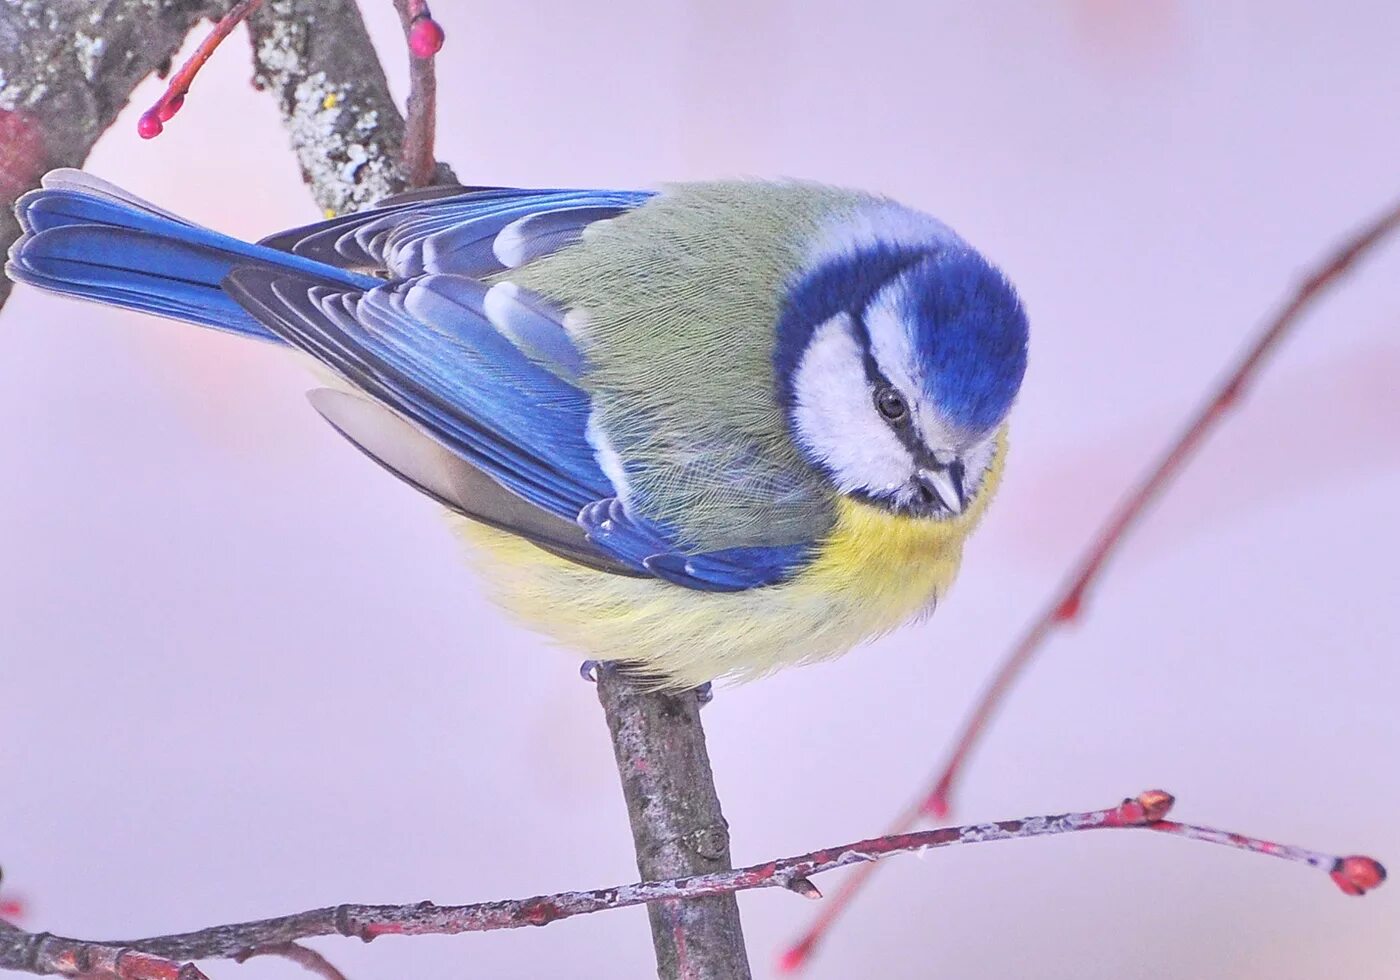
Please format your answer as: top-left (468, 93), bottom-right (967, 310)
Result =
top-left (852, 311), bottom-right (932, 454)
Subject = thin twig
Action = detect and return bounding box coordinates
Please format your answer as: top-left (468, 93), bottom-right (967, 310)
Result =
top-left (134, 0), bottom-right (457, 200)
top-left (781, 195), bottom-right (1400, 971)
top-left (0, 792), bottom-right (1380, 978)
top-left (137, 0), bottom-right (268, 139)
top-left (234, 941), bottom-right (349, 980)
top-left (391, 0), bottom-right (447, 188)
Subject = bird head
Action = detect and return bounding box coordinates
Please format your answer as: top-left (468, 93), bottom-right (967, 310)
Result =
top-left (775, 236), bottom-right (1028, 519)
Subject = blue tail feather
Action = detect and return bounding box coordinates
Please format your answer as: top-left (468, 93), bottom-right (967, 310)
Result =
top-left (6, 181), bottom-right (380, 343)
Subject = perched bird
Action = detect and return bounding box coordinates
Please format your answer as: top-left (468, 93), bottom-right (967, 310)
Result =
top-left (6, 171), bottom-right (1028, 689)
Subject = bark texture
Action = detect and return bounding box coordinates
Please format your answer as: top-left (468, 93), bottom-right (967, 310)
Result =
top-left (246, 0), bottom-right (406, 216)
top-left (596, 668), bottom-right (753, 980)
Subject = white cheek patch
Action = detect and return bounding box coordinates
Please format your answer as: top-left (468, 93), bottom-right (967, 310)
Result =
top-left (791, 313), bottom-right (914, 496)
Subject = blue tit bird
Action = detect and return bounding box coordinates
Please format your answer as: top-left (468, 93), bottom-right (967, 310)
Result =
top-left (6, 170), bottom-right (1028, 689)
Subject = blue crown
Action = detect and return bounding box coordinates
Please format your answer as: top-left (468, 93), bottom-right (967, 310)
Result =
top-left (900, 248), bottom-right (1027, 433)
top-left (775, 242), bottom-right (1028, 434)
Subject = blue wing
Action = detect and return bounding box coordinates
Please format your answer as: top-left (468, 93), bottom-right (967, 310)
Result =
top-left (226, 270), bottom-right (812, 591)
top-left (259, 186), bottom-right (654, 279)
top-left (7, 171), bottom-right (811, 590)
top-left (578, 499), bottom-right (812, 592)
top-left (228, 271), bottom-right (609, 515)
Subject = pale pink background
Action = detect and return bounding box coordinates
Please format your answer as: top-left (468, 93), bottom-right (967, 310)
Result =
top-left (2, 2), bottom-right (1398, 978)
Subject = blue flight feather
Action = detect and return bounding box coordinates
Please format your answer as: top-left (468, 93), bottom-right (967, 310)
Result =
top-left (369, 192), bottom-right (649, 277)
top-left (492, 205), bottom-right (636, 268)
top-left (227, 270), bottom-right (612, 519)
top-left (482, 283), bottom-right (587, 381)
top-left (579, 498), bottom-right (810, 591)
top-left (261, 188), bottom-right (652, 278)
top-left (8, 187), bottom-right (378, 342)
top-left (9, 225), bottom-right (277, 340)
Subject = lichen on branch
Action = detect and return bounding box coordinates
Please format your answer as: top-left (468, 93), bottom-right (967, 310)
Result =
top-left (247, 0), bottom-right (417, 216)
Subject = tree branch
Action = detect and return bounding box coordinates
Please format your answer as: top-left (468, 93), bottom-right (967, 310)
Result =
top-left (782, 192), bottom-right (1400, 971)
top-left (390, 0), bottom-right (448, 188)
top-left (0, 0), bottom-right (223, 311)
top-left (0, 791), bottom-right (1381, 978)
top-left (4, 7), bottom-right (1389, 979)
top-left (246, 0), bottom-right (455, 217)
top-left (136, 0), bottom-right (267, 139)
top-left (232, 942), bottom-right (348, 980)
top-left (0, 920), bottom-right (209, 980)
top-left (594, 667), bottom-right (752, 979)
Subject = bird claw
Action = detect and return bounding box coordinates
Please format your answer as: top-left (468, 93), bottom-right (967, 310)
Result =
top-left (580, 661), bottom-right (713, 703)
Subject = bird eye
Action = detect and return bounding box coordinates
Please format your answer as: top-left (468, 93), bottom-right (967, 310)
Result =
top-left (874, 385), bottom-right (908, 422)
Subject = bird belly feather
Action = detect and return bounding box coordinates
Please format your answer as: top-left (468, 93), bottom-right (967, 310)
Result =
top-left (454, 429), bottom-right (1007, 689)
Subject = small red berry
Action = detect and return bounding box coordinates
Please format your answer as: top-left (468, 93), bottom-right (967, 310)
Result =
top-left (1331, 856), bottom-right (1386, 896)
top-left (409, 16), bottom-right (445, 58)
top-left (137, 110), bottom-right (163, 139)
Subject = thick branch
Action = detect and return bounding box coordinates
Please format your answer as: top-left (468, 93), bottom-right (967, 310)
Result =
top-left (246, 0), bottom-right (455, 217)
top-left (595, 667), bottom-right (752, 979)
top-left (0, 791), bottom-right (1380, 978)
top-left (0, 0), bottom-right (222, 310)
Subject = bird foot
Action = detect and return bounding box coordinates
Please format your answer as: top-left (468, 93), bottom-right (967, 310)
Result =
top-left (578, 660), bottom-right (713, 705)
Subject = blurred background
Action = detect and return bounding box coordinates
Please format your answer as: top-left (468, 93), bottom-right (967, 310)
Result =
top-left (2, 1), bottom-right (1398, 977)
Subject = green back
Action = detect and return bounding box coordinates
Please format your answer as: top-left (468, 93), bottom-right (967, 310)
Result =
top-left (502, 181), bottom-right (875, 550)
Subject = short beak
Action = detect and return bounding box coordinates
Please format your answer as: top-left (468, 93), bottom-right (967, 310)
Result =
top-left (916, 464), bottom-right (965, 515)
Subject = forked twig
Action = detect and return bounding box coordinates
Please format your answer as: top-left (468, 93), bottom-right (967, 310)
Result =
top-left (137, 0), bottom-right (447, 184)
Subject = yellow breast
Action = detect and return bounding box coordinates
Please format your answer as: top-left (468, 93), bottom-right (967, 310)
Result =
top-left (455, 429), bottom-right (1007, 689)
